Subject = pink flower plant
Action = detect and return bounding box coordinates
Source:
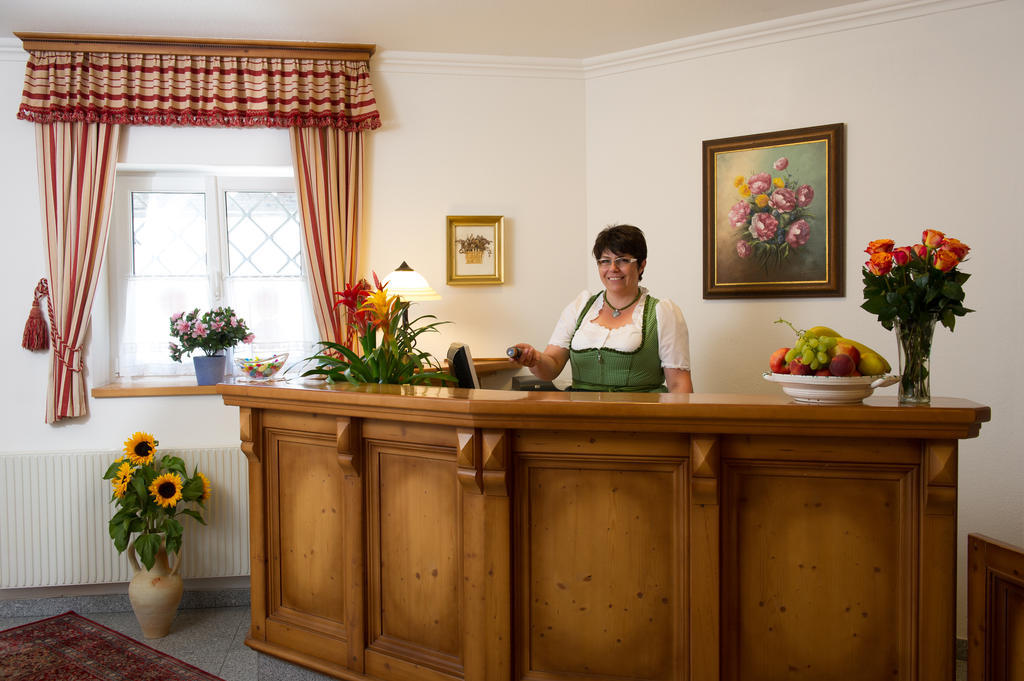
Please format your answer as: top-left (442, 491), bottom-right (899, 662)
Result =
top-left (168, 306), bottom-right (253, 362)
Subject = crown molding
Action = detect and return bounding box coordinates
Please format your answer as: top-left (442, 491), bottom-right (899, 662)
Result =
top-left (582, 0), bottom-right (1005, 78)
top-left (0, 38), bottom-right (25, 62)
top-left (373, 50), bottom-right (582, 80)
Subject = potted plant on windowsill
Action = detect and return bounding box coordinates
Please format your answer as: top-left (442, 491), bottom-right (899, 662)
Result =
top-left (303, 274), bottom-right (456, 385)
top-left (168, 306), bottom-right (254, 385)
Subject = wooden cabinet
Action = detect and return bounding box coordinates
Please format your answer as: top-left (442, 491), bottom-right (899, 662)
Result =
top-left (220, 383), bottom-right (989, 681)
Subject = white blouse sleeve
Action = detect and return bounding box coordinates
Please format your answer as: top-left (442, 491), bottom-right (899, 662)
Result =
top-left (547, 290), bottom-right (593, 349)
top-left (655, 298), bottom-right (690, 370)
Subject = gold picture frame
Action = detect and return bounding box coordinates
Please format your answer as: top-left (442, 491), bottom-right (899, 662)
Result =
top-left (446, 215), bottom-right (504, 285)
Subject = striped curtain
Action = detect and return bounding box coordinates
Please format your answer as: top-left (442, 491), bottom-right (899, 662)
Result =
top-left (290, 127), bottom-right (365, 346)
top-left (18, 51), bottom-right (381, 131)
top-left (35, 121), bottom-right (120, 423)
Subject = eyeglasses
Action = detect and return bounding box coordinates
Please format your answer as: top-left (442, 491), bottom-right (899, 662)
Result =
top-left (596, 257), bottom-right (638, 268)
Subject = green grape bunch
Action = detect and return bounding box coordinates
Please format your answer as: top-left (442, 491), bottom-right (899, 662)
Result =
top-left (774, 318), bottom-right (836, 371)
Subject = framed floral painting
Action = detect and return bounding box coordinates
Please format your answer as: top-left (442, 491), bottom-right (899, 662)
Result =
top-left (446, 215), bottom-right (504, 285)
top-left (702, 123), bottom-right (845, 298)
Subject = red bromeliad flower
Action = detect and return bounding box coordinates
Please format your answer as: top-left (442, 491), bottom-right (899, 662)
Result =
top-left (334, 280), bottom-right (373, 333)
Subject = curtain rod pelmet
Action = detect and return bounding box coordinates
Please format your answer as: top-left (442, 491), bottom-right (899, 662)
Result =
top-left (14, 32), bottom-right (376, 61)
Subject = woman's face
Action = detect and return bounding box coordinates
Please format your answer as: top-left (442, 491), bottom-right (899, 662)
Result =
top-left (597, 248), bottom-right (645, 294)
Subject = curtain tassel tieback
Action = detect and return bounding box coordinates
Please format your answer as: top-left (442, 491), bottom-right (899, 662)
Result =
top-left (22, 278), bottom-right (50, 351)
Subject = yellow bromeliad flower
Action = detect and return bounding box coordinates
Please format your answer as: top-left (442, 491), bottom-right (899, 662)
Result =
top-left (197, 472), bottom-right (212, 503)
top-left (150, 473), bottom-right (184, 508)
top-left (123, 431), bottom-right (157, 465)
top-left (111, 461), bottom-right (134, 499)
top-left (773, 177), bottom-right (785, 188)
top-left (358, 288), bottom-right (400, 340)
top-left (755, 193), bottom-right (770, 208)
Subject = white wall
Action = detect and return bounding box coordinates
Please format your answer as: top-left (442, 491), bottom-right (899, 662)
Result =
top-left (584, 0), bottom-right (1023, 636)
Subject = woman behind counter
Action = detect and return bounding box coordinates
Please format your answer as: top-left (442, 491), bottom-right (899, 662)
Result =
top-left (510, 224), bottom-right (693, 393)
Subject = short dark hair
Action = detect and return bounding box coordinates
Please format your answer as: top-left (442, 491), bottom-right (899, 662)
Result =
top-left (592, 224), bottom-right (647, 263)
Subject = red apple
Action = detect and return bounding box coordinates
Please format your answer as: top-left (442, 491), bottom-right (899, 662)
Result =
top-left (769, 347), bottom-right (790, 373)
top-left (828, 353), bottom-right (855, 377)
top-left (788, 358), bottom-right (812, 375)
top-left (831, 342), bottom-right (860, 366)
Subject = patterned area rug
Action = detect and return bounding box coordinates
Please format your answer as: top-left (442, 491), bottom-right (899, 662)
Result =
top-left (0, 611), bottom-right (225, 681)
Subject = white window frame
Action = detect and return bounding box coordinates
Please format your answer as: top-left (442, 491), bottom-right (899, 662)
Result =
top-left (107, 168), bottom-right (317, 378)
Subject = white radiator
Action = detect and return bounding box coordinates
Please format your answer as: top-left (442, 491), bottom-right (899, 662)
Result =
top-left (0, 448), bottom-right (250, 589)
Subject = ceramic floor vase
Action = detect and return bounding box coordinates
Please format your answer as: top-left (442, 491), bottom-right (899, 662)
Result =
top-left (193, 354), bottom-right (227, 385)
top-left (127, 540), bottom-right (183, 638)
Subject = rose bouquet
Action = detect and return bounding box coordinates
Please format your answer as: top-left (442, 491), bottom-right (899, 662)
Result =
top-left (168, 306), bottom-right (254, 362)
top-left (303, 273), bottom-right (455, 385)
top-left (103, 431), bottom-right (210, 570)
top-left (728, 156), bottom-right (816, 270)
top-left (861, 229), bottom-right (973, 403)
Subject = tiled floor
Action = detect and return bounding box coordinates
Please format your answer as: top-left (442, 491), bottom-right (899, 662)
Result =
top-left (0, 606), bottom-right (256, 681)
top-left (0, 605), bottom-right (969, 681)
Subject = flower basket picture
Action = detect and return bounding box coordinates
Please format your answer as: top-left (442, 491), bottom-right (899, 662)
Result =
top-left (446, 215), bottom-right (504, 285)
top-left (103, 431), bottom-right (211, 637)
top-left (168, 306), bottom-right (254, 385)
top-left (862, 229), bottom-right (973, 404)
top-left (703, 123), bottom-right (844, 298)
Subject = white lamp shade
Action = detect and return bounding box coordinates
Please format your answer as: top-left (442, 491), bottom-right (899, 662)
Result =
top-left (381, 262), bottom-right (441, 302)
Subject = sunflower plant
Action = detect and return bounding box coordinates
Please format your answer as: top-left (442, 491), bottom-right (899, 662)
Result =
top-left (303, 273), bottom-right (456, 385)
top-left (102, 432), bottom-right (211, 571)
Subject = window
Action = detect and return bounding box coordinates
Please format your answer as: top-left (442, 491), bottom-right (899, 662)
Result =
top-left (108, 170), bottom-right (318, 377)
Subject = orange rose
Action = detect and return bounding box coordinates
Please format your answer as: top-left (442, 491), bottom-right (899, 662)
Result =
top-left (865, 239), bottom-right (894, 255)
top-left (921, 229), bottom-right (945, 248)
top-left (941, 237), bottom-right (970, 260)
top-left (866, 251), bottom-right (894, 275)
top-left (912, 243), bottom-right (928, 259)
top-left (891, 246), bottom-right (912, 266)
top-left (933, 248), bottom-right (959, 272)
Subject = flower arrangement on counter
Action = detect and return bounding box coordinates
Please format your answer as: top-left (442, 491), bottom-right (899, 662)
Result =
top-left (728, 156), bottom-right (816, 270)
top-left (862, 228), bottom-right (974, 404)
top-left (168, 306), bottom-right (254, 362)
top-left (103, 431), bottom-right (210, 570)
top-left (861, 229), bottom-right (973, 331)
top-left (303, 273), bottom-right (455, 385)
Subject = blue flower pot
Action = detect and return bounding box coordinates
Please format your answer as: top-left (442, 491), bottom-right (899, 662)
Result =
top-left (193, 355), bottom-right (227, 386)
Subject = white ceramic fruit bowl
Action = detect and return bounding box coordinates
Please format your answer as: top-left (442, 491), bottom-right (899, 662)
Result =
top-left (762, 372), bottom-right (899, 404)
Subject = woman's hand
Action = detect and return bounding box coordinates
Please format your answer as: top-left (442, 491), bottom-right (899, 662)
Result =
top-left (509, 344), bottom-right (569, 381)
top-left (509, 343), bottom-right (540, 367)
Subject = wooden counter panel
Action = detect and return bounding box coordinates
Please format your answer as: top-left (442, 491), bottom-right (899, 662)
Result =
top-left (367, 440), bottom-right (464, 677)
top-left (265, 428), bottom-right (350, 666)
top-left (721, 459), bottom-right (916, 680)
top-left (515, 455), bottom-right (686, 680)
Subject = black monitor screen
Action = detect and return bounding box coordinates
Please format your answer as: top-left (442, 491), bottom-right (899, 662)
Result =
top-left (446, 343), bottom-right (480, 389)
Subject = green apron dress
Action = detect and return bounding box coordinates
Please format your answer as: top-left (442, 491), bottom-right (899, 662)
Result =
top-left (568, 293), bottom-right (667, 392)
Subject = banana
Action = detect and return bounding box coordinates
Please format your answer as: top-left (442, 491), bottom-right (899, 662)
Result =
top-left (807, 325), bottom-right (892, 374)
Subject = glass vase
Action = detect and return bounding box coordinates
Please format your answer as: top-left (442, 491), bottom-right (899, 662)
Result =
top-left (894, 316), bottom-right (937, 405)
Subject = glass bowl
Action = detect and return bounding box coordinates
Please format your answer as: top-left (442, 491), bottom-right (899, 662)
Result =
top-left (235, 353), bottom-right (289, 381)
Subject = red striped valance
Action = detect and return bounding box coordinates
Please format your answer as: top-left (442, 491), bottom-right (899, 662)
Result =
top-left (17, 49), bottom-right (381, 131)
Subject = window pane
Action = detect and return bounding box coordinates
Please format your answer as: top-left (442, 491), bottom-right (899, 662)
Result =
top-left (225, 192), bottom-right (302, 276)
top-left (119, 276), bottom-right (211, 376)
top-left (131, 192), bottom-right (207, 276)
top-left (225, 277), bottom-right (319, 359)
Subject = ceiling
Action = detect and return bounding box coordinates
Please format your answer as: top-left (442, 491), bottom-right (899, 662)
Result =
top-left (2, 0), bottom-right (870, 59)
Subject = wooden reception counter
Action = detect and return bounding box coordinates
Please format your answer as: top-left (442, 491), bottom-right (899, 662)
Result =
top-left (218, 381), bottom-right (989, 681)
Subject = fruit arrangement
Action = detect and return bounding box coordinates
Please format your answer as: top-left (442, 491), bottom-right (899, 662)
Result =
top-left (768, 319), bottom-right (891, 377)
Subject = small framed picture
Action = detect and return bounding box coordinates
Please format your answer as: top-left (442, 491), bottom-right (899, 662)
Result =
top-left (446, 215), bottom-right (504, 285)
top-left (702, 123), bottom-right (845, 298)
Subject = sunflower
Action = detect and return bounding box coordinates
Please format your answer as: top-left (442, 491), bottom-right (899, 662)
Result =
top-left (123, 432), bottom-right (158, 465)
top-left (149, 473), bottom-right (183, 508)
top-left (111, 461), bottom-right (134, 499)
top-left (196, 472), bottom-right (212, 503)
